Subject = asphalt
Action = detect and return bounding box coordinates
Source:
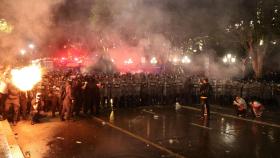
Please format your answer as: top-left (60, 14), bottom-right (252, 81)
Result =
top-left (11, 116), bottom-right (167, 158)
top-left (97, 105), bottom-right (280, 158)
top-left (6, 104), bottom-right (280, 158)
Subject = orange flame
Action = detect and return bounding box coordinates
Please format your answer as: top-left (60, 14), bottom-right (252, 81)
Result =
top-left (11, 65), bottom-right (42, 91)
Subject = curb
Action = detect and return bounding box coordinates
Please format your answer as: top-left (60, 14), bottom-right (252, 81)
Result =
top-left (0, 120), bottom-right (24, 158)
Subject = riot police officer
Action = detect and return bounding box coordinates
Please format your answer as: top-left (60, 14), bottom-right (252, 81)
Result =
top-left (61, 80), bottom-right (73, 120)
top-left (4, 82), bottom-right (20, 125)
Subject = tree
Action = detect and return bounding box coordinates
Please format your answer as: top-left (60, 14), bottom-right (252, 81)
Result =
top-left (225, 0), bottom-right (280, 78)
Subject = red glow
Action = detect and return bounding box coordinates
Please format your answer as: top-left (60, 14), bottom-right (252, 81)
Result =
top-left (107, 45), bottom-right (144, 72)
top-left (54, 46), bottom-right (89, 59)
top-left (49, 38), bottom-right (161, 72)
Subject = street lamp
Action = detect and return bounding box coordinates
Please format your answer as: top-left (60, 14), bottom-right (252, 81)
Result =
top-left (227, 53), bottom-right (232, 59)
top-left (259, 39), bottom-right (264, 46)
top-left (181, 56), bottom-right (191, 64)
top-left (172, 56), bottom-right (179, 64)
top-left (150, 57), bottom-right (158, 65)
top-left (127, 58), bottom-right (133, 64)
top-left (223, 53), bottom-right (236, 64)
top-left (124, 58), bottom-right (133, 65)
top-left (28, 43), bottom-right (35, 49)
top-left (20, 49), bottom-right (26, 55)
top-left (231, 57), bottom-right (236, 63)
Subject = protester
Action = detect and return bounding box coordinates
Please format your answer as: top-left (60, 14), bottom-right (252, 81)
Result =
top-left (233, 96), bottom-right (247, 117)
top-left (30, 92), bottom-right (46, 125)
top-left (249, 100), bottom-right (264, 117)
top-left (199, 78), bottom-right (213, 119)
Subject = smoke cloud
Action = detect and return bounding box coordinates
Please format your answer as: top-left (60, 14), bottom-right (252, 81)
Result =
top-left (0, 0), bottom-right (257, 78)
top-left (0, 0), bottom-right (65, 63)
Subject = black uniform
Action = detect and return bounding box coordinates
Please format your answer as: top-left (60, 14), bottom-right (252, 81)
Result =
top-left (72, 80), bottom-right (83, 116)
top-left (92, 79), bottom-right (100, 115)
top-left (4, 83), bottom-right (20, 124)
top-left (19, 91), bottom-right (28, 119)
top-left (199, 79), bottom-right (213, 119)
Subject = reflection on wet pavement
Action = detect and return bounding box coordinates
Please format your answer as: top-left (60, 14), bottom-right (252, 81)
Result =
top-left (98, 105), bottom-right (280, 158)
top-left (13, 117), bottom-right (167, 158)
top-left (12, 105), bottom-right (280, 158)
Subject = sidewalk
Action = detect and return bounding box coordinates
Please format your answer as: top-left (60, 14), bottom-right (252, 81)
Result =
top-left (0, 120), bottom-right (24, 158)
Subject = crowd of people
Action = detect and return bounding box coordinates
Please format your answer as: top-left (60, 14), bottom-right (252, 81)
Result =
top-left (0, 69), bottom-right (279, 125)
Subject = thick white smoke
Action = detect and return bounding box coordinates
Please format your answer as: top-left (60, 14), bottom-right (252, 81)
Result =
top-left (0, 0), bottom-right (252, 78)
top-left (0, 0), bottom-right (65, 63)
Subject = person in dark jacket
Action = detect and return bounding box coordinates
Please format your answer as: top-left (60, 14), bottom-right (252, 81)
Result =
top-left (30, 92), bottom-right (46, 124)
top-left (4, 82), bottom-right (20, 125)
top-left (199, 78), bottom-right (213, 119)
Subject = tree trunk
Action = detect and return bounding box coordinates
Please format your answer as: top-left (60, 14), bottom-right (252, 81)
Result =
top-left (247, 40), bottom-right (265, 79)
top-left (255, 49), bottom-right (265, 78)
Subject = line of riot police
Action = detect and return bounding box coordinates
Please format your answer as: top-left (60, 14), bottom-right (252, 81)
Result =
top-left (98, 73), bottom-right (186, 108)
top-left (1, 69), bottom-right (279, 125)
top-left (188, 77), bottom-right (280, 107)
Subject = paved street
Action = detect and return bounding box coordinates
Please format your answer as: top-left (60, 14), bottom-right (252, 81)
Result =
top-left (12, 105), bottom-right (280, 158)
